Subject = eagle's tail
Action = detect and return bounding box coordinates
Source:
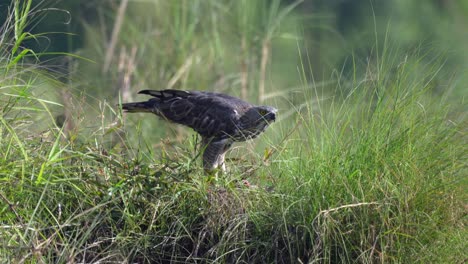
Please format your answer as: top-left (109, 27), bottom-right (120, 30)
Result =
top-left (121, 101), bottom-right (155, 113)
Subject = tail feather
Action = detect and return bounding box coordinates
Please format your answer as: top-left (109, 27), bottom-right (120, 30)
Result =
top-left (138, 89), bottom-right (190, 99)
top-left (121, 101), bottom-right (154, 113)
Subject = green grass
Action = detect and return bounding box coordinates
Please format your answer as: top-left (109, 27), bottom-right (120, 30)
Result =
top-left (1, 1), bottom-right (467, 263)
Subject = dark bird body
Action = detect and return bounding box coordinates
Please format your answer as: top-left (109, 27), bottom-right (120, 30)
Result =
top-left (122, 89), bottom-right (277, 172)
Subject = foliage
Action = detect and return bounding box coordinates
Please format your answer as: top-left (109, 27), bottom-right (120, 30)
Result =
top-left (0, 0), bottom-right (466, 263)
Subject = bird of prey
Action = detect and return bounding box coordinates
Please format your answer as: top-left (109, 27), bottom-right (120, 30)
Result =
top-left (121, 89), bottom-right (277, 172)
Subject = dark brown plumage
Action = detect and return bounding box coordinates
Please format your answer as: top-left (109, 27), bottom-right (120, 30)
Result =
top-left (122, 89), bottom-right (277, 172)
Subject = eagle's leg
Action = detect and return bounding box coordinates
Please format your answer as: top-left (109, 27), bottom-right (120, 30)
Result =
top-left (217, 141), bottom-right (232, 172)
top-left (217, 153), bottom-right (226, 172)
top-left (201, 138), bottom-right (220, 173)
top-left (201, 138), bottom-right (231, 174)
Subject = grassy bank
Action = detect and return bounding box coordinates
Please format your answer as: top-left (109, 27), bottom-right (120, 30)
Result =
top-left (1, 55), bottom-right (465, 263)
top-left (1, 1), bottom-right (466, 263)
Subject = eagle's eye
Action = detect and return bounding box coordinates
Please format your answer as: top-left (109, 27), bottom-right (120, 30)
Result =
top-left (258, 109), bottom-right (268, 116)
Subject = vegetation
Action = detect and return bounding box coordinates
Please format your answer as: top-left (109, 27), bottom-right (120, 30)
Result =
top-left (1, 0), bottom-right (466, 263)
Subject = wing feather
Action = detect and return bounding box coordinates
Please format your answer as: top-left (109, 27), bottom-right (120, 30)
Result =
top-left (138, 89), bottom-right (191, 98)
top-left (132, 89), bottom-right (252, 139)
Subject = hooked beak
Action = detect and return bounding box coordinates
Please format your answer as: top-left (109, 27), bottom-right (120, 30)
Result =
top-left (267, 108), bottom-right (278, 122)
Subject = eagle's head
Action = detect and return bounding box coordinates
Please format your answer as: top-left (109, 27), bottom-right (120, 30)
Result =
top-left (236, 105), bottom-right (277, 141)
top-left (255, 105), bottom-right (277, 123)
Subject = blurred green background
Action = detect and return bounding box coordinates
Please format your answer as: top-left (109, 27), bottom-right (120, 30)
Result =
top-left (1, 0), bottom-right (467, 144)
top-left (1, 1), bottom-right (466, 262)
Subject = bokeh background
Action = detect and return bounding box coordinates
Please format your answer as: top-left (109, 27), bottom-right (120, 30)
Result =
top-left (2, 0), bottom-right (466, 145)
top-left (1, 1), bottom-right (467, 262)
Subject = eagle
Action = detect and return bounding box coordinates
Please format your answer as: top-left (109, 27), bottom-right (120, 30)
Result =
top-left (121, 89), bottom-right (277, 172)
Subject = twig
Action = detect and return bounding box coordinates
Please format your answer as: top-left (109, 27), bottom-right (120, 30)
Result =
top-left (244, 119), bottom-right (302, 175)
top-left (167, 54), bottom-right (193, 89)
top-left (240, 36), bottom-right (248, 100)
top-left (0, 192), bottom-right (23, 224)
top-left (319, 202), bottom-right (380, 217)
top-left (118, 45), bottom-right (138, 102)
top-left (263, 119), bottom-right (302, 162)
top-left (0, 223), bottom-right (80, 231)
top-left (103, 0), bottom-right (129, 73)
top-left (259, 39), bottom-right (270, 103)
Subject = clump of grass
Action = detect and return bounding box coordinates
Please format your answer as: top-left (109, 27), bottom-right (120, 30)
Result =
top-left (250, 48), bottom-right (466, 262)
